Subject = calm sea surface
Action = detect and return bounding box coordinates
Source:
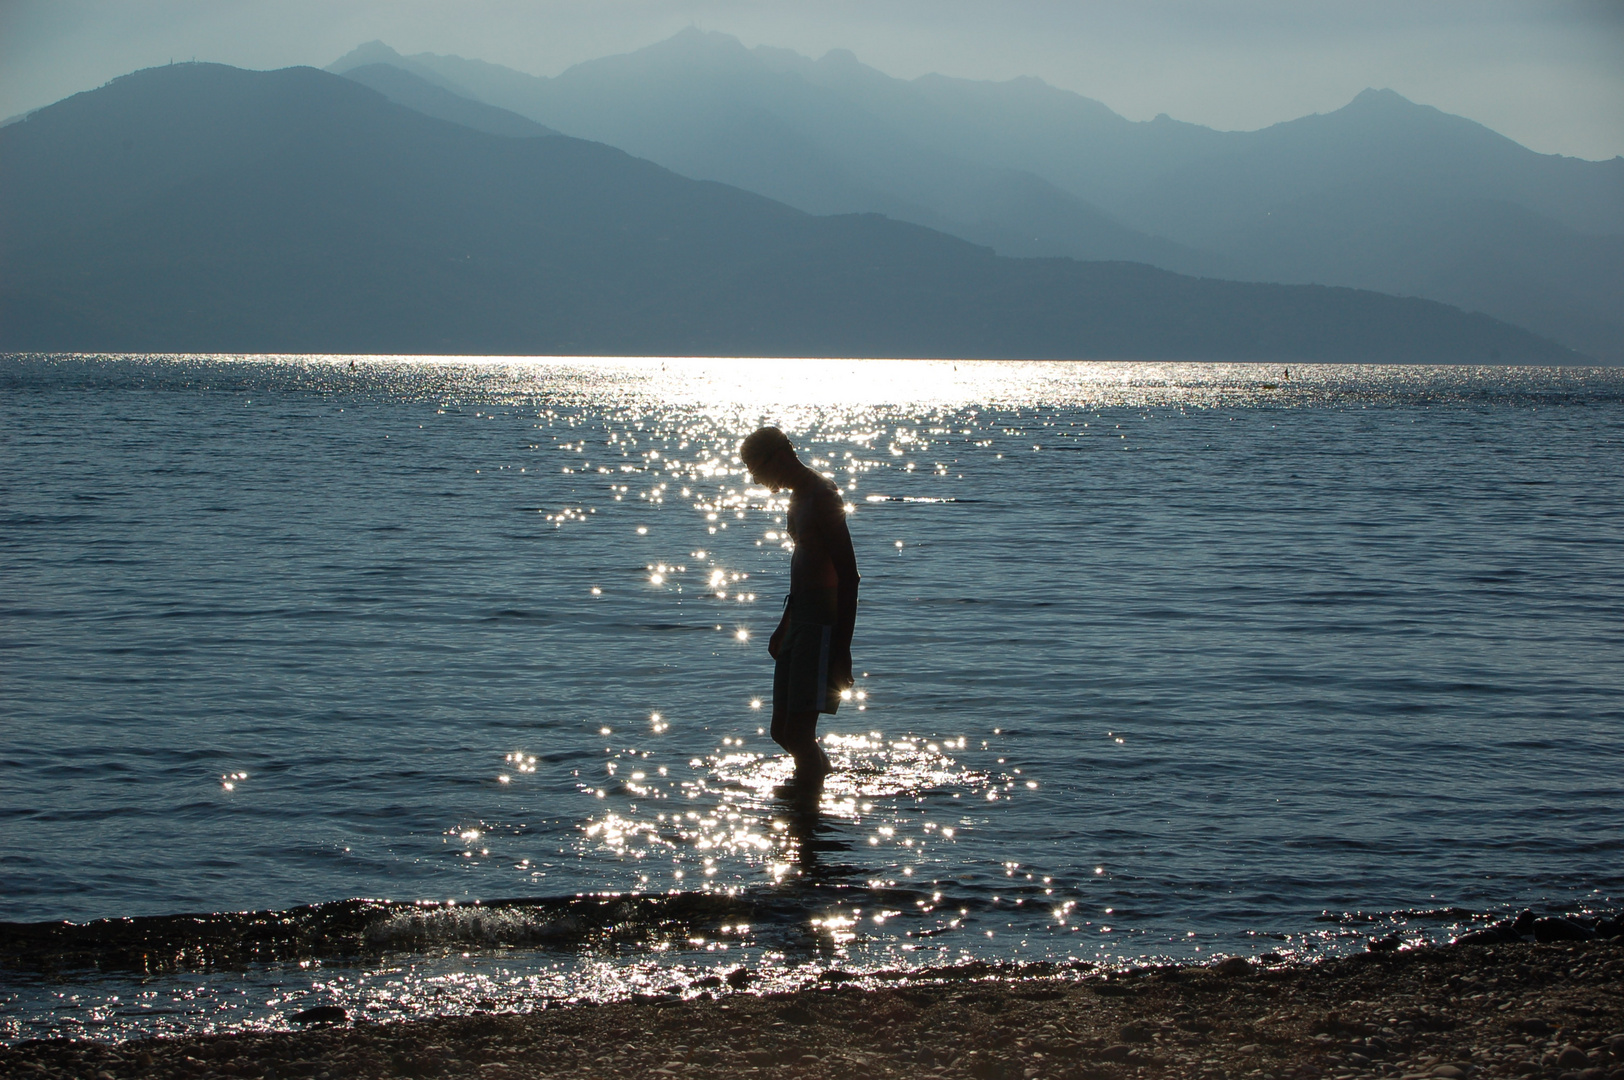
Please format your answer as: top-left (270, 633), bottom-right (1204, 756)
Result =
top-left (2, 355), bottom-right (1621, 1041)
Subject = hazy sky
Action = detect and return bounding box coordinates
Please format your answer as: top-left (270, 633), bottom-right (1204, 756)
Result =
top-left (3, 0), bottom-right (1621, 159)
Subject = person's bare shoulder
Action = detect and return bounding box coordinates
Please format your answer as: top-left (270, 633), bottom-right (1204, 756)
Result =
top-left (808, 475), bottom-right (847, 525)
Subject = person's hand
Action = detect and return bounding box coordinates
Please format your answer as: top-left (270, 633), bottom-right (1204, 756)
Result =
top-left (831, 645), bottom-right (854, 692)
top-left (768, 625), bottom-right (786, 660)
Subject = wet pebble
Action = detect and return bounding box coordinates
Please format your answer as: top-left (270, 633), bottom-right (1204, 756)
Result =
top-left (1535, 918), bottom-right (1599, 943)
top-left (287, 1006), bottom-right (346, 1026)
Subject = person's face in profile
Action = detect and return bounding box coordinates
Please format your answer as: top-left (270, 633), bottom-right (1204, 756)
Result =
top-left (746, 447), bottom-right (791, 490)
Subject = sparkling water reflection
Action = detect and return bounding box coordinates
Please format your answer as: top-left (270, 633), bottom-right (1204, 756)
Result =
top-left (2, 355), bottom-right (1621, 1041)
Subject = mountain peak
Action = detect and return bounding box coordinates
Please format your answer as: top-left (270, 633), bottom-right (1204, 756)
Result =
top-left (328, 40), bottom-right (406, 73)
top-left (1351, 87), bottom-right (1409, 106)
top-left (818, 48), bottom-right (862, 68)
top-left (326, 40), bottom-right (465, 93)
top-left (645, 27), bottom-right (750, 57)
top-left (1336, 87), bottom-right (1443, 120)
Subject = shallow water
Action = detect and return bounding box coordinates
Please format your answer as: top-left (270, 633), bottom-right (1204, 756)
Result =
top-left (2, 355), bottom-right (1621, 1041)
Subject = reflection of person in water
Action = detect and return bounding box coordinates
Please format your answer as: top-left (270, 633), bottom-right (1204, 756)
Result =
top-left (740, 427), bottom-right (860, 785)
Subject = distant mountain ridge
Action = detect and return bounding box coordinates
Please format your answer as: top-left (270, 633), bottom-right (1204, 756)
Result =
top-left (329, 36), bottom-right (1224, 278)
top-left (0, 62), bottom-right (1571, 362)
top-left (326, 32), bottom-right (1624, 361)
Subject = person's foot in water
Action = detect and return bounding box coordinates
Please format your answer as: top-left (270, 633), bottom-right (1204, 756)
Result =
top-left (773, 774), bottom-right (825, 805)
top-left (773, 743), bottom-right (831, 800)
top-left (771, 708), bottom-right (831, 782)
top-left (797, 741), bottom-right (833, 781)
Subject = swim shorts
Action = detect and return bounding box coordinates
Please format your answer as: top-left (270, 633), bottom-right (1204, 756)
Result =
top-left (773, 594), bottom-right (842, 715)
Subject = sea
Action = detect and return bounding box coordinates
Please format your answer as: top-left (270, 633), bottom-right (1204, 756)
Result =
top-left (2, 354), bottom-right (1621, 1044)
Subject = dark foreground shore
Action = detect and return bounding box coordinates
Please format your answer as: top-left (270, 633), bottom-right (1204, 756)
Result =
top-left (4, 938), bottom-right (1621, 1080)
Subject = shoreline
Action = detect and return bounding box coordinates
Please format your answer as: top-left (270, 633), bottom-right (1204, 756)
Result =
top-left (3, 936), bottom-right (1620, 1079)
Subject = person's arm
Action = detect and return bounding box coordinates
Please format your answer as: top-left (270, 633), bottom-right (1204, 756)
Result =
top-left (826, 503), bottom-right (861, 689)
top-left (768, 596), bottom-right (791, 659)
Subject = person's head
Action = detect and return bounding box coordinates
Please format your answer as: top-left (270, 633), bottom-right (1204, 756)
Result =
top-left (740, 426), bottom-right (798, 489)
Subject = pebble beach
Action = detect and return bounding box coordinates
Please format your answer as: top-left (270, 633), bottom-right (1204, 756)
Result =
top-left (4, 932), bottom-right (1620, 1080)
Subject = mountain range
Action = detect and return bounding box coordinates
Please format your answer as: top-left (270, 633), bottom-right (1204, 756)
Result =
top-left (0, 60), bottom-right (1582, 361)
top-left (328, 31), bottom-right (1624, 362)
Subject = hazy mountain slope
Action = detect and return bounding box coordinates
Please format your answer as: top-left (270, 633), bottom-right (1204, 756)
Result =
top-left (1115, 90), bottom-right (1624, 241)
top-left (774, 59), bottom-right (1624, 238)
top-left (1113, 91), bottom-right (1624, 358)
top-left (0, 63), bottom-right (1569, 362)
top-left (376, 32), bottom-right (1623, 237)
top-left (1408, 204), bottom-right (1624, 364)
top-left (343, 33), bottom-right (1622, 359)
top-left (754, 46), bottom-right (1228, 211)
top-left (338, 63), bottom-right (558, 139)
top-left (1174, 186), bottom-right (1624, 363)
top-left (749, 66), bottom-right (1624, 359)
top-left (0, 61), bottom-right (378, 252)
top-left (326, 35), bottom-right (1217, 275)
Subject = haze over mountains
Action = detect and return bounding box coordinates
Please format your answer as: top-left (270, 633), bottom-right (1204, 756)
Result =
top-left (328, 30), bottom-right (1624, 362)
top-left (0, 60), bottom-right (1572, 362)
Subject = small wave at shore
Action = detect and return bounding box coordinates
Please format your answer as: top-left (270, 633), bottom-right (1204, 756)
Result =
top-left (3, 892), bottom-right (1619, 1044)
top-left (7, 893), bottom-right (1619, 974)
top-left (0, 884), bottom-right (955, 975)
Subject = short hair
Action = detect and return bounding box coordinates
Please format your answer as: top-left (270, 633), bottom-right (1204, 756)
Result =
top-left (740, 426), bottom-right (793, 467)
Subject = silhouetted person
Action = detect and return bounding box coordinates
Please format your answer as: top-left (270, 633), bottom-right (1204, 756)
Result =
top-left (740, 427), bottom-right (860, 786)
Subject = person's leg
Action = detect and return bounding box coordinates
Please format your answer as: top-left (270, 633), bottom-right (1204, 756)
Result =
top-left (772, 621), bottom-right (835, 781)
top-left (772, 707), bottom-right (830, 779)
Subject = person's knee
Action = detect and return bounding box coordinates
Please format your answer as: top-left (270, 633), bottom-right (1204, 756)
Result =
top-left (785, 711), bottom-right (819, 746)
